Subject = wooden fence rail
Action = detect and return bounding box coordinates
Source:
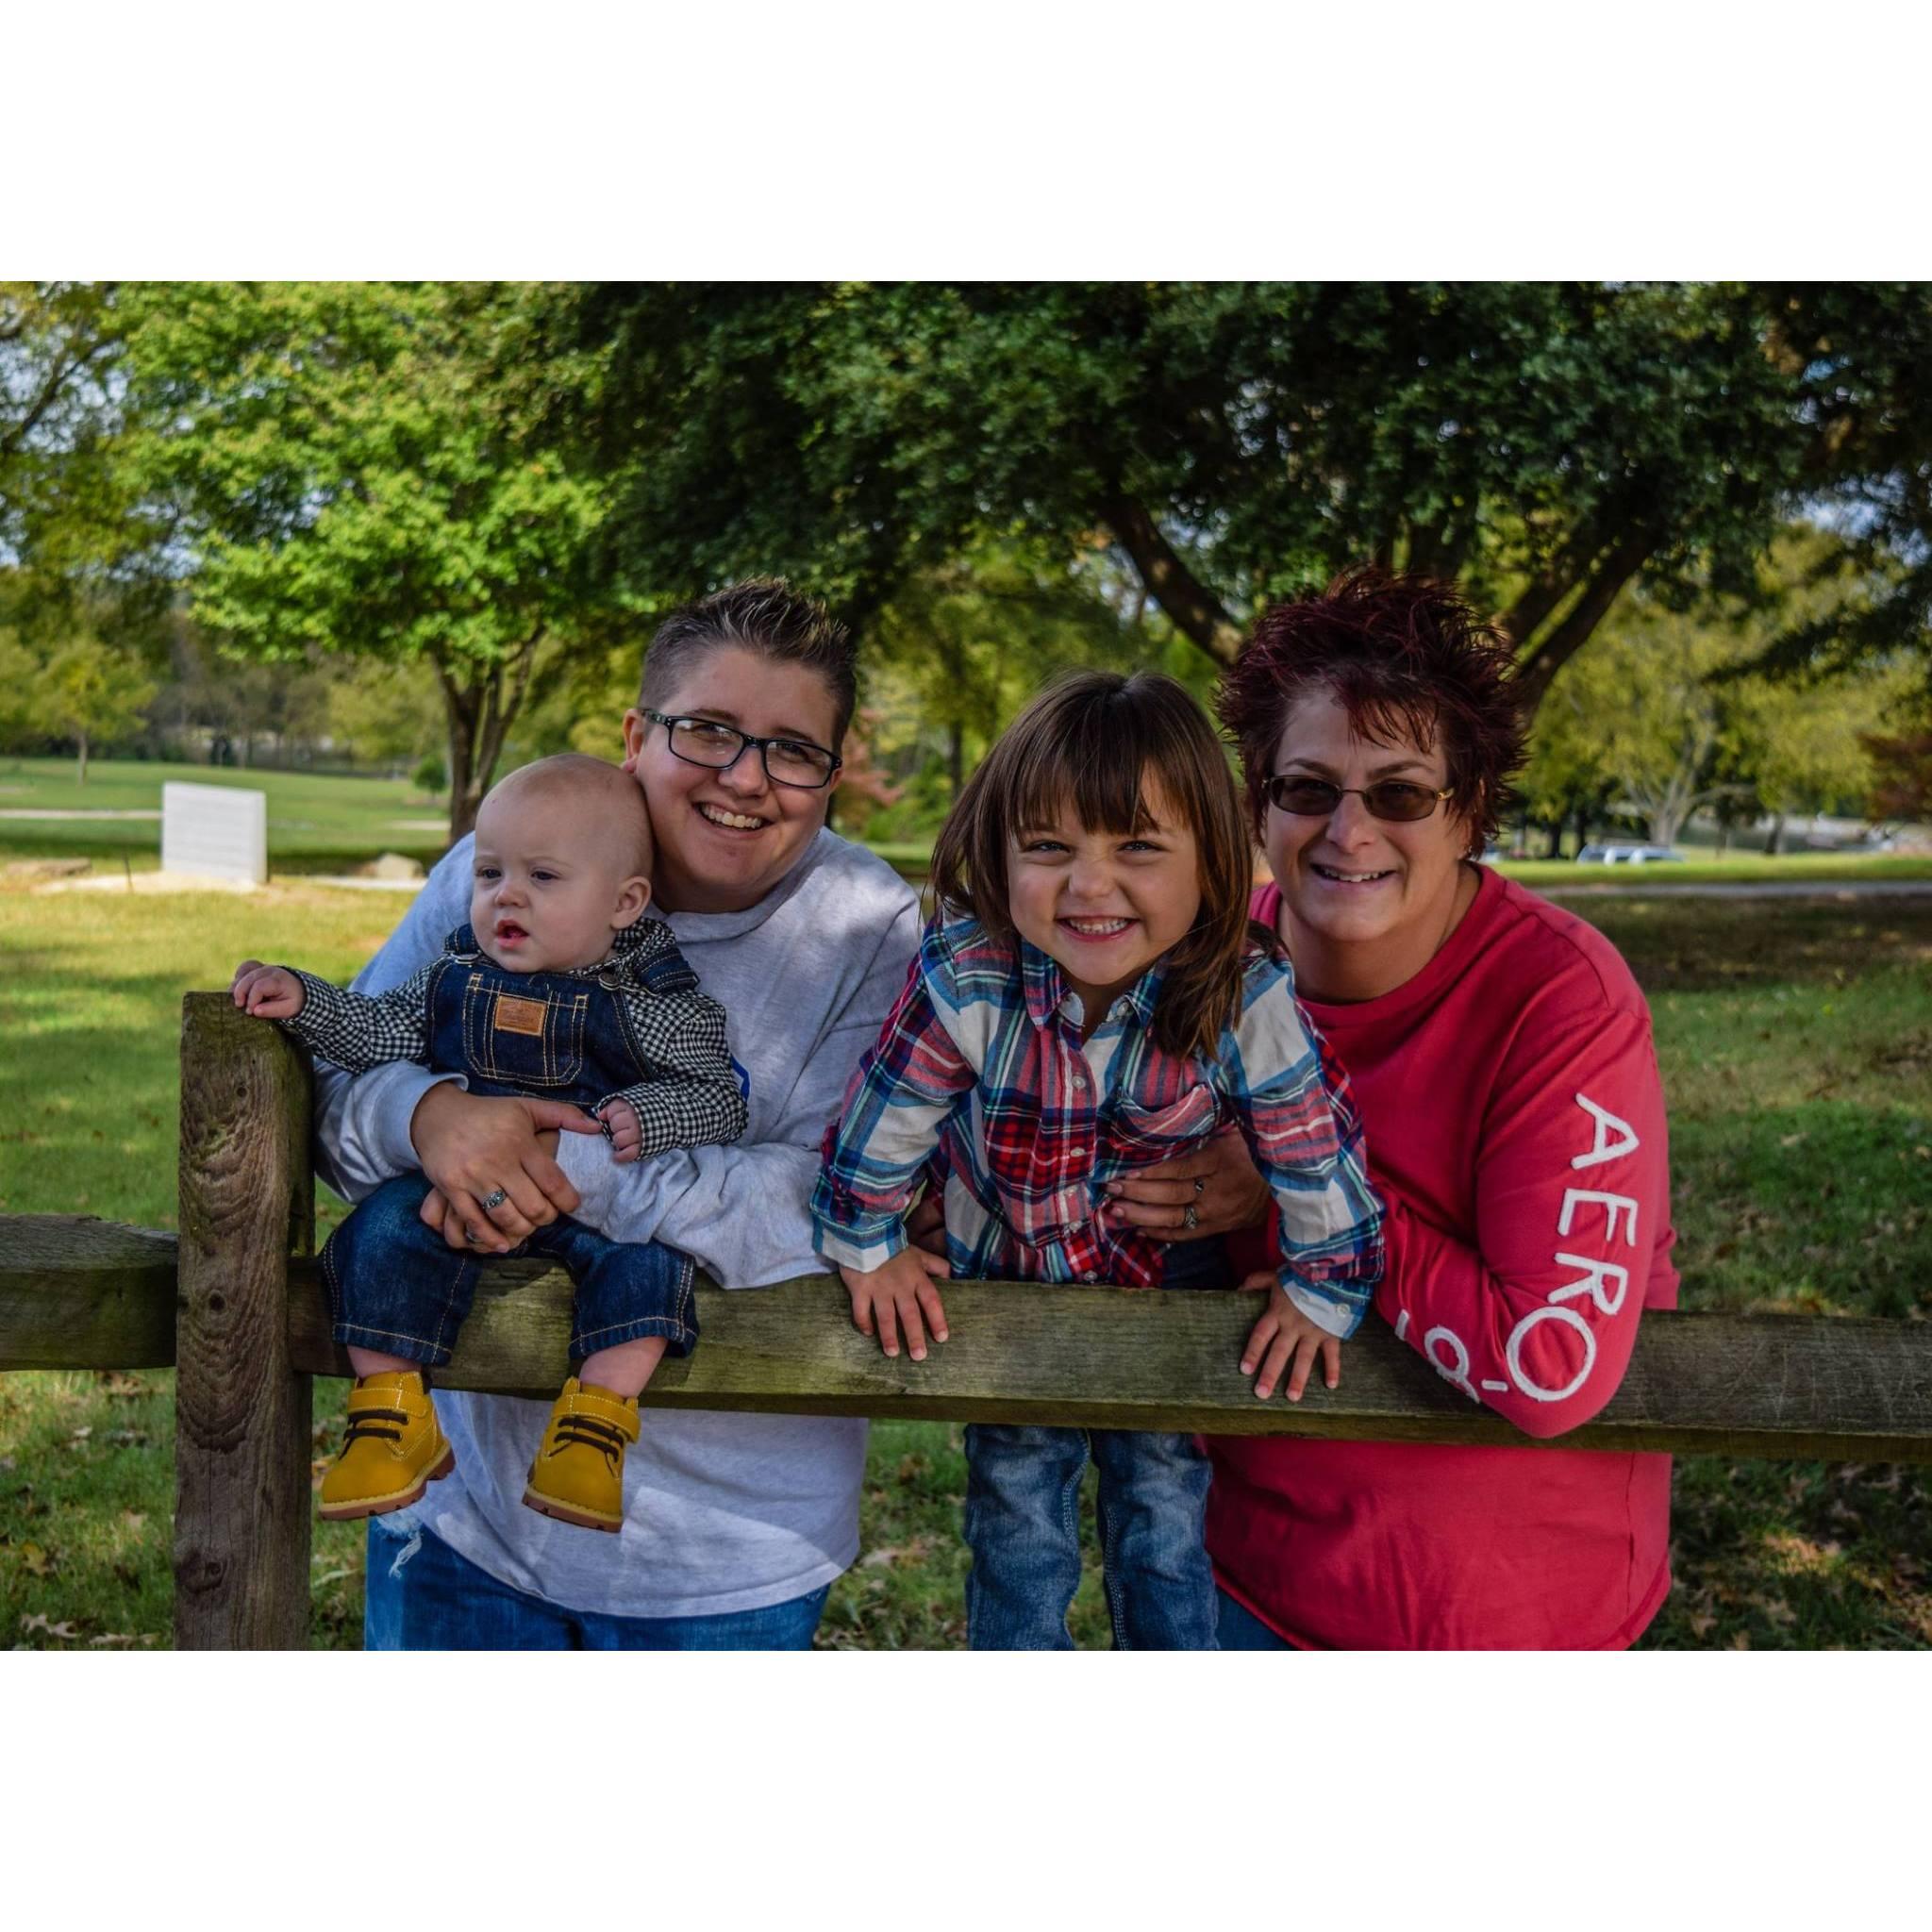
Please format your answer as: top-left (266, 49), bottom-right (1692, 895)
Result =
top-left (2, 989), bottom-right (1929, 1647)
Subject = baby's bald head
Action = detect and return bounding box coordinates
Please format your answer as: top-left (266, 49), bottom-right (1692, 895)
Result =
top-left (482, 755), bottom-right (654, 881)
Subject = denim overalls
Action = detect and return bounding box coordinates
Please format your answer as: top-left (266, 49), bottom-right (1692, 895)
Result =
top-left (321, 925), bottom-right (697, 1368)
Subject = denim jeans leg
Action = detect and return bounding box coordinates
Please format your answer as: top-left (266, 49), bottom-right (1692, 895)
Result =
top-left (322, 1174), bottom-right (483, 1367)
top-left (1089, 1429), bottom-right (1219, 1650)
top-left (529, 1217), bottom-right (699, 1362)
top-left (362, 1518), bottom-right (830, 1650)
top-left (363, 1518), bottom-right (575, 1649)
top-left (1215, 1588), bottom-right (1292, 1651)
top-left (962, 1424), bottom-right (1090, 1650)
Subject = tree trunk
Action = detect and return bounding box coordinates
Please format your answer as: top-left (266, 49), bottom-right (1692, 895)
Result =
top-left (1768, 811), bottom-right (1788, 858)
top-left (440, 677), bottom-right (483, 846)
top-left (1099, 494), bottom-right (1245, 665)
top-left (76, 732), bottom-right (88, 786)
top-left (436, 636), bottom-right (542, 846)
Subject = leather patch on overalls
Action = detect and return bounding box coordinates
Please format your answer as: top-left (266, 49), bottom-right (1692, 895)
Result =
top-left (493, 993), bottom-right (548, 1037)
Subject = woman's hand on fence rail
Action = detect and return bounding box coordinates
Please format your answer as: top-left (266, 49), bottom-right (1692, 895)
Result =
top-left (409, 1084), bottom-right (601, 1253)
top-left (1103, 1127), bottom-right (1272, 1241)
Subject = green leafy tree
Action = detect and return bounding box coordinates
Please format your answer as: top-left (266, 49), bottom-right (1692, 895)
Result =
top-left (0, 283), bottom-right (125, 572)
top-left (35, 632), bottom-right (157, 783)
top-left (118, 282), bottom-right (611, 840)
top-left (1529, 529), bottom-right (1909, 850)
top-left (559, 282), bottom-right (1930, 717)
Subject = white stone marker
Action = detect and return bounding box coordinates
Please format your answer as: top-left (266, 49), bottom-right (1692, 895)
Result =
top-left (160, 782), bottom-right (268, 884)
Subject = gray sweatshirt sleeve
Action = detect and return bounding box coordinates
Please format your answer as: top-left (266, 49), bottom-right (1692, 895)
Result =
top-left (558, 891), bottom-right (922, 1287)
top-left (311, 837), bottom-right (475, 1202)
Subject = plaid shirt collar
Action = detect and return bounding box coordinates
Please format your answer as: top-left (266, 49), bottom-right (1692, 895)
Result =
top-left (1016, 936), bottom-right (1165, 1034)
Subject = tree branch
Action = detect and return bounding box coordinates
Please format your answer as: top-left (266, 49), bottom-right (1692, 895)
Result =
top-left (1098, 493), bottom-right (1244, 665)
top-left (1513, 527), bottom-right (1658, 716)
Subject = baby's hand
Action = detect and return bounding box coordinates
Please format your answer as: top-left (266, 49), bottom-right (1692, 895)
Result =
top-left (231, 960), bottom-right (306, 1021)
top-left (1238, 1272), bottom-right (1343, 1402)
top-left (602, 1100), bottom-right (643, 1163)
top-left (840, 1248), bottom-right (951, 1362)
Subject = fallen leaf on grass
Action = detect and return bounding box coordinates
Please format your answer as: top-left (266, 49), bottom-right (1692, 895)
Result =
top-left (1730, 1630), bottom-right (1752, 1649)
top-left (88, 1632), bottom-right (158, 1647)
top-left (67, 1426), bottom-right (92, 1446)
top-left (18, 1543), bottom-right (55, 1577)
top-left (105, 1429), bottom-right (149, 1448)
top-left (1687, 1613), bottom-right (1717, 1639)
top-left (18, 1614), bottom-right (80, 1641)
top-left (0, 1457), bottom-right (13, 1474)
top-left (97, 1373), bottom-right (146, 1399)
top-left (121, 1511), bottom-right (146, 1533)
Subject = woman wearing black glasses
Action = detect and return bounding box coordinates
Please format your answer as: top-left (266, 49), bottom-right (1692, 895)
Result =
top-left (314, 579), bottom-right (921, 1649)
top-left (1108, 567), bottom-right (1680, 1651)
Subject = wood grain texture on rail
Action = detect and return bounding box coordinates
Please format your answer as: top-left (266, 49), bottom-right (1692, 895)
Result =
top-left (173, 993), bottom-right (315, 1650)
top-left (285, 1258), bottom-right (1932, 1462)
top-left (0, 1216), bottom-right (177, 1370)
top-left (9, 1211), bottom-right (1932, 1462)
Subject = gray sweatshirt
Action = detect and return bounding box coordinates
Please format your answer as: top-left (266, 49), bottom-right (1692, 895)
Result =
top-left (313, 825), bottom-right (921, 1619)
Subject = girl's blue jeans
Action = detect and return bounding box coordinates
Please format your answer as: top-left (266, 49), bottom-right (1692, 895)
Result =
top-left (323, 1173), bottom-right (696, 1367)
top-left (961, 1234), bottom-right (1225, 1651)
top-left (363, 1516), bottom-right (829, 1650)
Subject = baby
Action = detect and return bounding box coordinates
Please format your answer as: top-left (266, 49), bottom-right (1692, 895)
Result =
top-left (231, 753), bottom-right (746, 1532)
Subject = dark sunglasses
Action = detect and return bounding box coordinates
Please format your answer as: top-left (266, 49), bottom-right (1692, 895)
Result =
top-left (1266, 774), bottom-right (1454, 823)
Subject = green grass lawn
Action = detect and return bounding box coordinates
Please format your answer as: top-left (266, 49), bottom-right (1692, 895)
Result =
top-left (2, 874), bottom-right (1928, 1648)
top-left (0, 755), bottom-right (449, 874)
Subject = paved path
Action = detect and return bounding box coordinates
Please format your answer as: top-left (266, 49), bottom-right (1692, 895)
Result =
top-left (1541, 879), bottom-right (1932, 901)
top-left (0, 808), bottom-right (160, 820)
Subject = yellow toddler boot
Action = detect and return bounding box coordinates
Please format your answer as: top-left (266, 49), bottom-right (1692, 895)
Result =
top-left (318, 1371), bottom-right (455, 1521)
top-left (522, 1378), bottom-right (640, 1533)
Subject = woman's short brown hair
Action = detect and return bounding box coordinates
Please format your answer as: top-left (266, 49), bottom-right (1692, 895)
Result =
top-left (639, 578), bottom-right (857, 747)
top-left (1216, 567), bottom-right (1526, 858)
top-left (929, 670), bottom-right (1256, 1061)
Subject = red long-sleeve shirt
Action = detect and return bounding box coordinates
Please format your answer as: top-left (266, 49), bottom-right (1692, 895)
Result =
top-left (1208, 869), bottom-right (1678, 1649)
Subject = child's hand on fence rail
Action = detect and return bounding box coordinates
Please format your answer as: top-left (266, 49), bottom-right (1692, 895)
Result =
top-left (1238, 1272), bottom-right (1343, 1402)
top-left (230, 960), bottom-right (305, 1020)
top-left (840, 1249), bottom-right (951, 1362)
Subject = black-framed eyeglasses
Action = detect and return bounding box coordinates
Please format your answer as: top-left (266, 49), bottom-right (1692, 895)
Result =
top-left (643, 710), bottom-right (843, 791)
top-left (1265, 774), bottom-right (1454, 823)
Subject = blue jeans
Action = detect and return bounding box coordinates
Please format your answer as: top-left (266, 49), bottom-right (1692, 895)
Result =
top-left (363, 1516), bottom-right (829, 1650)
top-left (324, 1174), bottom-right (695, 1367)
top-left (963, 1424), bottom-right (1217, 1649)
top-left (1216, 1588), bottom-right (1292, 1650)
top-left (959, 1235), bottom-right (1224, 1651)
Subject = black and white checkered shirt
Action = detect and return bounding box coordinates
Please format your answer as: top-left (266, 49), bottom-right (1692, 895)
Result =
top-left (281, 917), bottom-right (746, 1162)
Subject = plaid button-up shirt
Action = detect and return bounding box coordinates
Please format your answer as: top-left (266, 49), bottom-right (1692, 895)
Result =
top-left (812, 916), bottom-right (1384, 1336)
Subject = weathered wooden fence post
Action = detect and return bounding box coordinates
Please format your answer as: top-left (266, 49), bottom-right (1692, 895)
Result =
top-left (173, 992), bottom-right (315, 1649)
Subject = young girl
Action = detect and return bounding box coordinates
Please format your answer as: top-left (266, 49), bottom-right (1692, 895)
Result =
top-left (811, 670), bottom-right (1385, 1649)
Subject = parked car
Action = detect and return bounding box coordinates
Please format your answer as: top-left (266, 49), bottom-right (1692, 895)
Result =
top-left (1574, 843), bottom-right (1686, 865)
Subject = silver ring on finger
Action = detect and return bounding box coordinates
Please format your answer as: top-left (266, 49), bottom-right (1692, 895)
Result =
top-left (480, 1187), bottom-right (508, 1211)
top-left (1192, 1175), bottom-right (1207, 1195)
top-left (1183, 1202), bottom-right (1199, 1232)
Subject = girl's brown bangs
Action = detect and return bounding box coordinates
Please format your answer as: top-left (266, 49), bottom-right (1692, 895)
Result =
top-left (1007, 706), bottom-right (1160, 838)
